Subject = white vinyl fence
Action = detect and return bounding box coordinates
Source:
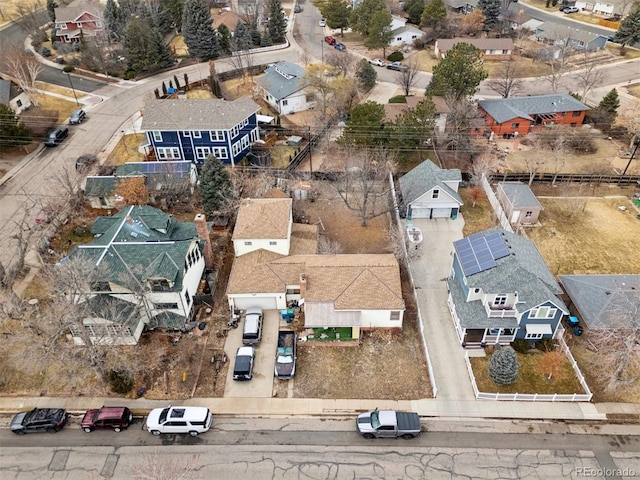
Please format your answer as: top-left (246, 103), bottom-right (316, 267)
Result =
top-left (480, 174), bottom-right (513, 233)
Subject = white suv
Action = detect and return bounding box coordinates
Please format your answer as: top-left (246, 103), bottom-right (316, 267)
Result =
top-left (146, 406), bottom-right (212, 436)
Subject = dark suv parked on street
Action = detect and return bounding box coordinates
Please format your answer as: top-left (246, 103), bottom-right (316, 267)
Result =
top-left (81, 406), bottom-right (133, 433)
top-left (10, 408), bottom-right (68, 434)
top-left (44, 125), bottom-right (69, 147)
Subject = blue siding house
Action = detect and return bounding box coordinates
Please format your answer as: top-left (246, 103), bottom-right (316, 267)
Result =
top-left (141, 97), bottom-right (261, 166)
top-left (447, 227), bottom-right (568, 348)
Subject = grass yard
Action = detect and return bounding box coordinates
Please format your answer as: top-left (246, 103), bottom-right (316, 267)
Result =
top-left (186, 87), bottom-right (215, 99)
top-left (469, 351), bottom-right (586, 395)
top-left (311, 327), bottom-right (354, 341)
top-left (459, 187), bottom-right (498, 236)
top-left (35, 81), bottom-right (79, 98)
top-left (526, 197), bottom-right (640, 275)
top-left (628, 83), bottom-right (640, 99)
top-left (170, 35), bottom-right (188, 57)
top-left (107, 133), bottom-right (146, 166)
top-left (482, 54), bottom-right (552, 78)
top-left (270, 144), bottom-right (299, 168)
top-left (33, 93), bottom-right (78, 124)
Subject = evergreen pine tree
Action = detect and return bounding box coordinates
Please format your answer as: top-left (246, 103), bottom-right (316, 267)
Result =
top-left (261, 29), bottom-right (273, 47)
top-left (160, 0), bottom-right (185, 31)
top-left (174, 74), bottom-right (181, 89)
top-left (125, 16), bottom-right (174, 73)
top-left (614, 5), bottom-right (640, 46)
top-left (320, 0), bottom-right (351, 35)
top-left (477, 0), bottom-right (501, 31)
top-left (217, 24), bottom-right (232, 54)
top-left (104, 0), bottom-right (122, 40)
top-left (233, 22), bottom-right (252, 50)
top-left (267, 0), bottom-right (287, 43)
top-left (488, 345), bottom-right (519, 386)
top-left (0, 104), bottom-right (31, 148)
top-left (199, 155), bottom-right (233, 215)
top-left (182, 0), bottom-right (219, 60)
top-left (47, 0), bottom-right (58, 23)
top-left (599, 88), bottom-right (619, 116)
top-left (355, 58), bottom-right (377, 91)
top-left (249, 21), bottom-right (261, 46)
top-left (404, 0), bottom-right (424, 24)
top-left (184, 73), bottom-right (189, 89)
top-left (162, 81), bottom-right (168, 94)
top-left (420, 0), bottom-right (447, 30)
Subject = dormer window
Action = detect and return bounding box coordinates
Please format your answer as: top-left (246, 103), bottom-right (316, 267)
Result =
top-left (493, 295), bottom-right (507, 306)
top-left (432, 189), bottom-right (440, 199)
top-left (149, 279), bottom-right (171, 292)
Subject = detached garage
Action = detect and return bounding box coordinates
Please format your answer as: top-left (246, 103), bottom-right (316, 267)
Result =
top-left (399, 160), bottom-right (463, 220)
top-left (229, 295), bottom-right (280, 311)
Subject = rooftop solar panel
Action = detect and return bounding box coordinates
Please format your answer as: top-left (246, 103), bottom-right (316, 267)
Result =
top-left (484, 231), bottom-right (510, 259)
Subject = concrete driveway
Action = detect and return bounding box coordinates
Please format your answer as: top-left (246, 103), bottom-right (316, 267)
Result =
top-left (223, 310), bottom-right (279, 398)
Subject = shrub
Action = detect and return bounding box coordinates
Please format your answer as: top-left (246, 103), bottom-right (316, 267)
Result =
top-left (511, 339), bottom-right (532, 353)
top-left (32, 30), bottom-right (48, 48)
top-left (389, 95), bottom-right (407, 104)
top-left (536, 338), bottom-right (555, 352)
top-left (488, 345), bottom-right (519, 386)
top-left (40, 46), bottom-right (52, 57)
top-left (52, 41), bottom-right (61, 51)
top-left (69, 58), bottom-right (80, 66)
top-left (413, 37), bottom-right (426, 50)
top-left (62, 65), bottom-right (74, 73)
top-left (107, 368), bottom-right (134, 394)
top-left (107, 70), bottom-right (121, 78)
top-left (123, 70), bottom-right (136, 80)
top-left (387, 51), bottom-right (404, 62)
top-left (55, 56), bottom-right (65, 64)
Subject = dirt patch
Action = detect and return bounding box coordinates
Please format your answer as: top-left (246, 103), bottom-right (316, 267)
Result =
top-left (106, 133), bottom-right (146, 166)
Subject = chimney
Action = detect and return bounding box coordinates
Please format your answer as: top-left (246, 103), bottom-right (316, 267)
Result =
top-left (299, 273), bottom-right (307, 299)
top-left (194, 213), bottom-right (214, 269)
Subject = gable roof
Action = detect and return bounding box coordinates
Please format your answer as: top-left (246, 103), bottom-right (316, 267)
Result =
top-left (383, 96), bottom-right (450, 123)
top-left (254, 61), bottom-right (309, 101)
top-left (71, 206), bottom-right (199, 291)
top-left (478, 94), bottom-right (589, 123)
top-left (0, 79), bottom-right (13, 106)
top-left (55, 0), bottom-right (103, 22)
top-left (436, 37), bottom-right (513, 52)
top-left (457, 227), bottom-right (567, 312)
top-left (445, 0), bottom-right (478, 8)
top-left (558, 275), bottom-right (640, 329)
top-left (399, 159), bottom-right (463, 205)
top-left (141, 97), bottom-right (260, 131)
top-left (535, 21), bottom-right (606, 43)
top-left (233, 198), bottom-right (292, 240)
top-left (498, 182), bottom-right (543, 209)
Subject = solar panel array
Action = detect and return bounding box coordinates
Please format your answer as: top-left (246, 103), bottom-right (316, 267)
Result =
top-left (133, 161), bottom-right (191, 174)
top-left (455, 231), bottom-right (511, 276)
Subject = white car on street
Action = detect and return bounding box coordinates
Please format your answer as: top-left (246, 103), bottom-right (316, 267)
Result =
top-left (368, 59), bottom-right (386, 67)
top-left (146, 406), bottom-right (212, 436)
top-left (319, 19), bottom-right (326, 27)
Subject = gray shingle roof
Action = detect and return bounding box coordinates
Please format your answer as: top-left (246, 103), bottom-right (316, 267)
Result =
top-left (536, 21), bottom-right (605, 43)
top-left (0, 79), bottom-right (11, 106)
top-left (399, 159), bottom-right (463, 205)
top-left (141, 97), bottom-right (260, 131)
top-left (478, 94), bottom-right (589, 124)
top-left (55, 0), bottom-right (103, 22)
top-left (254, 61), bottom-right (309, 101)
top-left (498, 182), bottom-right (543, 209)
top-left (85, 176), bottom-right (122, 197)
top-left (83, 295), bottom-right (139, 329)
top-left (448, 278), bottom-right (519, 329)
top-left (462, 227), bottom-right (567, 311)
top-left (558, 274), bottom-right (640, 329)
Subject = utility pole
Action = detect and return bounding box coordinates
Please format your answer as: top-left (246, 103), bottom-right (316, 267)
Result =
top-left (65, 72), bottom-right (79, 107)
top-left (622, 136), bottom-right (639, 176)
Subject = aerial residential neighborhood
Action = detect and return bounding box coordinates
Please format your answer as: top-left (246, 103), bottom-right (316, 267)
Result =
top-left (0, 0), bottom-right (640, 476)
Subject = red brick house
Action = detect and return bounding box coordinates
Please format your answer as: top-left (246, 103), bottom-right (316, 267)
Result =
top-left (478, 94), bottom-right (589, 137)
top-left (54, 0), bottom-right (104, 44)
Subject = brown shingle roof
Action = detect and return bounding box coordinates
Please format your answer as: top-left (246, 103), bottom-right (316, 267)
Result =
top-left (233, 198), bottom-right (292, 240)
top-left (383, 95), bottom-right (450, 123)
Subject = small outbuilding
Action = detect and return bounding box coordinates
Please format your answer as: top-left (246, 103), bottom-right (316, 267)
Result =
top-left (496, 182), bottom-right (543, 225)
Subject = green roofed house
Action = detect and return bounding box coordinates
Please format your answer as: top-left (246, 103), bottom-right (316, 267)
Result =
top-left (67, 205), bottom-right (214, 345)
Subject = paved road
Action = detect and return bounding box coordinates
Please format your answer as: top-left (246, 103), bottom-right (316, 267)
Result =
top-left (1, 417), bottom-right (640, 479)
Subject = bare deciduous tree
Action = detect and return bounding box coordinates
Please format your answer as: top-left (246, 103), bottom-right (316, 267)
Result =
top-left (3, 44), bottom-right (43, 105)
top-left (575, 51), bottom-right (604, 102)
top-left (330, 146), bottom-right (397, 227)
top-left (541, 42), bottom-right (573, 93)
top-left (487, 60), bottom-right (524, 98)
top-left (317, 234), bottom-right (343, 254)
top-left (397, 61), bottom-right (420, 96)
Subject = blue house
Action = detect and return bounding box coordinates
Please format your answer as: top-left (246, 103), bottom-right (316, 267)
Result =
top-left (141, 97), bottom-right (261, 166)
top-left (534, 22), bottom-right (608, 57)
top-left (447, 227), bottom-right (568, 348)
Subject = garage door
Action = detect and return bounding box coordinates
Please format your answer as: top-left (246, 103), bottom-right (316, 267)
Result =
top-left (430, 208), bottom-right (451, 218)
top-left (409, 206), bottom-right (430, 218)
top-left (233, 296), bottom-right (278, 310)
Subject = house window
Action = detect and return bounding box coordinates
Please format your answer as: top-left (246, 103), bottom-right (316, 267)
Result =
top-left (232, 141), bottom-right (241, 156)
top-left (525, 211), bottom-right (533, 218)
top-left (183, 131), bottom-right (191, 137)
top-left (390, 311), bottom-right (401, 321)
top-left (150, 279), bottom-right (171, 292)
top-left (155, 302), bottom-right (179, 309)
top-left (286, 288), bottom-right (301, 294)
top-left (432, 189), bottom-right (440, 199)
top-left (231, 125), bottom-right (239, 138)
top-left (525, 332), bottom-right (543, 340)
top-left (210, 131), bottom-right (224, 142)
top-left (244, 241), bottom-right (253, 246)
top-left (561, 111), bottom-right (567, 116)
top-left (396, 37), bottom-right (402, 41)
top-left (572, 111), bottom-right (581, 117)
top-left (157, 147), bottom-right (180, 159)
top-left (152, 131), bottom-right (162, 142)
top-left (91, 281), bottom-right (111, 292)
top-left (212, 147), bottom-right (228, 159)
top-left (511, 122), bottom-right (520, 128)
top-left (241, 134), bottom-right (249, 149)
top-left (570, 123), bottom-right (577, 127)
top-left (529, 306), bottom-right (556, 319)
top-left (474, 288), bottom-right (481, 294)
top-left (282, 100), bottom-right (288, 106)
top-left (269, 241), bottom-right (277, 245)
top-left (16, 99), bottom-right (22, 107)
top-left (60, 23), bottom-right (67, 30)
top-left (493, 295), bottom-right (507, 306)
top-left (503, 328), bottom-right (515, 335)
top-left (184, 291), bottom-right (190, 305)
top-left (502, 49), bottom-right (508, 54)
top-left (192, 131), bottom-right (202, 138)
top-left (195, 147), bottom-right (211, 160)
top-left (251, 128), bottom-right (259, 142)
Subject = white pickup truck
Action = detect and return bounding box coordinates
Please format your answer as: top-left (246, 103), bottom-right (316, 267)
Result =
top-left (356, 410), bottom-right (421, 439)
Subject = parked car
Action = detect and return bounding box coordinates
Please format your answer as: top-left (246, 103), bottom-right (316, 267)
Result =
top-left (69, 109), bottom-right (87, 125)
top-left (146, 406), bottom-right (212, 436)
top-left (561, 6), bottom-right (580, 13)
top-left (75, 153), bottom-right (98, 171)
top-left (10, 408), bottom-right (68, 434)
top-left (275, 330), bottom-right (296, 379)
top-left (356, 410), bottom-right (421, 439)
top-left (294, 4), bottom-right (302, 12)
top-left (387, 61), bottom-right (408, 72)
top-left (233, 346), bottom-right (256, 381)
top-left (368, 59), bottom-right (386, 67)
top-left (44, 125), bottom-right (69, 147)
top-left (334, 43), bottom-right (346, 51)
top-left (242, 307), bottom-right (263, 345)
top-left (319, 18), bottom-right (326, 27)
top-left (324, 35), bottom-right (336, 45)
top-left (81, 406), bottom-right (133, 433)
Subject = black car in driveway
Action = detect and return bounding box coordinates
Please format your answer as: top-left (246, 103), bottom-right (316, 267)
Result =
top-left (10, 408), bottom-right (68, 434)
top-left (81, 406), bottom-right (133, 432)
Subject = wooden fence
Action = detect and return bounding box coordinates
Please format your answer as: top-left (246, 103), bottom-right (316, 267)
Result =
top-left (488, 172), bottom-right (640, 186)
